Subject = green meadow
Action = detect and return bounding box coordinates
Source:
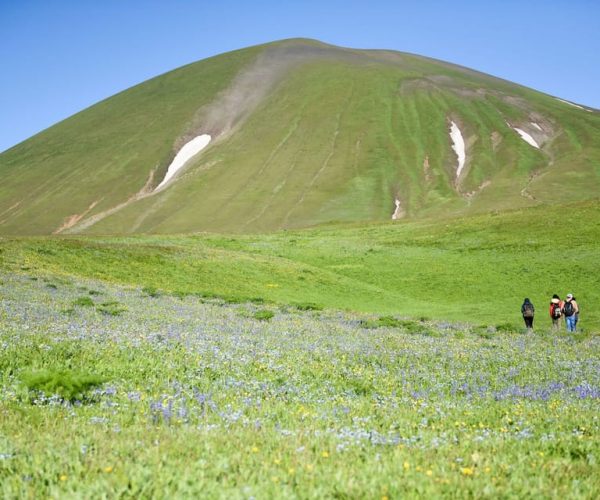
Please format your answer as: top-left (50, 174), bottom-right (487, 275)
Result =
top-left (3, 200), bottom-right (599, 330)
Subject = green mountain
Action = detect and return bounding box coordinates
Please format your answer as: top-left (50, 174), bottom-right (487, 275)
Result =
top-left (1, 38), bottom-right (599, 235)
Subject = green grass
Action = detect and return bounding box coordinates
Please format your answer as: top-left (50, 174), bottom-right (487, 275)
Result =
top-left (2, 200), bottom-right (599, 330)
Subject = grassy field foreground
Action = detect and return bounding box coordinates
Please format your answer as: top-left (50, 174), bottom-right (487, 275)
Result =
top-left (0, 271), bottom-right (599, 497)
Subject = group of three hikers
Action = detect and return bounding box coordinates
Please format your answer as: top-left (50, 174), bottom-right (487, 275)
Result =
top-left (520, 294), bottom-right (579, 332)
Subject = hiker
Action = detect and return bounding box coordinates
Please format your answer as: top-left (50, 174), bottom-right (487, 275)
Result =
top-left (563, 293), bottom-right (579, 332)
top-left (521, 298), bottom-right (535, 331)
top-left (549, 294), bottom-right (563, 330)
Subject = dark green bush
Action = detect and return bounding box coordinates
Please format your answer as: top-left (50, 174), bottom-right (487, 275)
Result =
top-left (96, 301), bottom-right (127, 316)
top-left (73, 296), bottom-right (94, 307)
top-left (294, 302), bottom-right (323, 311)
top-left (142, 286), bottom-right (160, 298)
top-left (253, 310), bottom-right (275, 321)
top-left (496, 323), bottom-right (516, 333)
top-left (22, 370), bottom-right (105, 403)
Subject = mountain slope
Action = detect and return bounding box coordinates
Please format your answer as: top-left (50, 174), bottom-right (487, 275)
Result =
top-left (1, 39), bottom-right (599, 235)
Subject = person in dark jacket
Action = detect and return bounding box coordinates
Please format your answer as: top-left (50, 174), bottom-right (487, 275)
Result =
top-left (521, 298), bottom-right (535, 331)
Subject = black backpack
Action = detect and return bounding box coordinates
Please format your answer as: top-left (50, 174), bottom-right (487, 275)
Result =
top-left (523, 303), bottom-right (534, 318)
top-left (563, 301), bottom-right (574, 317)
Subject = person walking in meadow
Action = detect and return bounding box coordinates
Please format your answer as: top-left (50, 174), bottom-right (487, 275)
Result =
top-left (521, 298), bottom-right (535, 331)
top-left (563, 293), bottom-right (579, 332)
top-left (549, 294), bottom-right (563, 330)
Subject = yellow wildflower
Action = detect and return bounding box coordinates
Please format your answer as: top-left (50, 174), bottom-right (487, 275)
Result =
top-left (104, 466), bottom-right (113, 473)
top-left (461, 467), bottom-right (474, 476)
top-left (59, 475), bottom-right (68, 481)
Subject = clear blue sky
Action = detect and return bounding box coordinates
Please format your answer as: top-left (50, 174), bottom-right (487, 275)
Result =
top-left (1, 0), bottom-right (599, 152)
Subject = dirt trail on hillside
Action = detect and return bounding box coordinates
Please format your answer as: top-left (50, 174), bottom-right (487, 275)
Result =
top-left (63, 171), bottom-right (156, 234)
top-left (186, 43), bottom-right (370, 142)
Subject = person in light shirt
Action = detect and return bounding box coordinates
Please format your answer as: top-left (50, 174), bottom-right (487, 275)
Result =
top-left (562, 293), bottom-right (579, 332)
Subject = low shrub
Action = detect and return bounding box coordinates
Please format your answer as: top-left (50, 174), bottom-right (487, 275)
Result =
top-left (96, 301), bottom-right (127, 316)
top-left (142, 286), bottom-right (160, 298)
top-left (253, 310), bottom-right (275, 321)
top-left (21, 370), bottom-right (105, 403)
top-left (294, 302), bottom-right (323, 311)
top-left (73, 296), bottom-right (94, 307)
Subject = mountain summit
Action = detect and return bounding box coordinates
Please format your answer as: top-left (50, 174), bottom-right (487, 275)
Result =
top-left (1, 38), bottom-right (599, 235)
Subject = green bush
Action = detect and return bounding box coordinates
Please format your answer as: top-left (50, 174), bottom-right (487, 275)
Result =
top-left (96, 301), bottom-right (127, 316)
top-left (73, 296), bottom-right (94, 307)
top-left (294, 302), bottom-right (323, 311)
top-left (21, 370), bottom-right (105, 403)
top-left (253, 310), bottom-right (275, 321)
top-left (377, 315), bottom-right (403, 328)
top-left (496, 322), bottom-right (517, 333)
top-left (142, 286), bottom-right (160, 298)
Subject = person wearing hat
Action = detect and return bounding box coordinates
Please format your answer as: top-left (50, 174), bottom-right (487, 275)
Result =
top-left (563, 293), bottom-right (579, 332)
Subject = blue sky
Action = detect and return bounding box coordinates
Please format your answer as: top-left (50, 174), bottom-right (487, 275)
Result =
top-left (1, 0), bottom-right (599, 152)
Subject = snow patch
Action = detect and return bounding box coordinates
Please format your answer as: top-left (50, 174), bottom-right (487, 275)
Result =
top-left (555, 97), bottom-right (590, 111)
top-left (392, 199), bottom-right (403, 220)
top-left (155, 134), bottom-right (211, 191)
top-left (449, 121), bottom-right (465, 179)
top-left (513, 127), bottom-right (540, 149)
top-left (531, 122), bottom-right (543, 131)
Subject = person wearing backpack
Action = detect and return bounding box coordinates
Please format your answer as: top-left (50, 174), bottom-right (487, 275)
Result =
top-left (521, 298), bottom-right (535, 331)
top-left (549, 294), bottom-right (563, 330)
top-left (563, 293), bottom-right (579, 332)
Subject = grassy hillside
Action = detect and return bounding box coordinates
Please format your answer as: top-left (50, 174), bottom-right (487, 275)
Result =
top-left (1, 39), bottom-right (599, 235)
top-left (3, 201), bottom-right (599, 330)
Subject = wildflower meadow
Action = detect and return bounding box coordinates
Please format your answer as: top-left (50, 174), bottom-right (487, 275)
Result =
top-left (0, 270), bottom-right (598, 497)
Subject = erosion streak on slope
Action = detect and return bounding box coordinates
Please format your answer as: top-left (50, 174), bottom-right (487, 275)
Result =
top-left (243, 153), bottom-right (303, 228)
top-left (192, 43), bottom-right (367, 140)
top-left (0, 202), bottom-right (20, 220)
top-left (65, 170), bottom-right (156, 233)
top-left (54, 200), bottom-right (101, 234)
top-left (283, 114), bottom-right (344, 226)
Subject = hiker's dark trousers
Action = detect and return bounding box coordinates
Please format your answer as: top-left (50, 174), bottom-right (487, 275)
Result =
top-left (523, 316), bottom-right (533, 329)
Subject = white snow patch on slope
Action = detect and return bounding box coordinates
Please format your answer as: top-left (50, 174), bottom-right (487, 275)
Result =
top-left (531, 122), bottom-right (543, 131)
top-left (513, 127), bottom-right (540, 149)
top-left (392, 199), bottom-right (403, 220)
top-left (155, 134), bottom-right (211, 190)
top-left (449, 121), bottom-right (465, 179)
top-left (555, 97), bottom-right (590, 111)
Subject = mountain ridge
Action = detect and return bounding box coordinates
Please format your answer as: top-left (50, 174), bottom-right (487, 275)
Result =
top-left (1, 38), bottom-right (599, 235)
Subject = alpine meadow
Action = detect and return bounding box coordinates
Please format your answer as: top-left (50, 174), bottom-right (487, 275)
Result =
top-left (0, 39), bottom-right (599, 497)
